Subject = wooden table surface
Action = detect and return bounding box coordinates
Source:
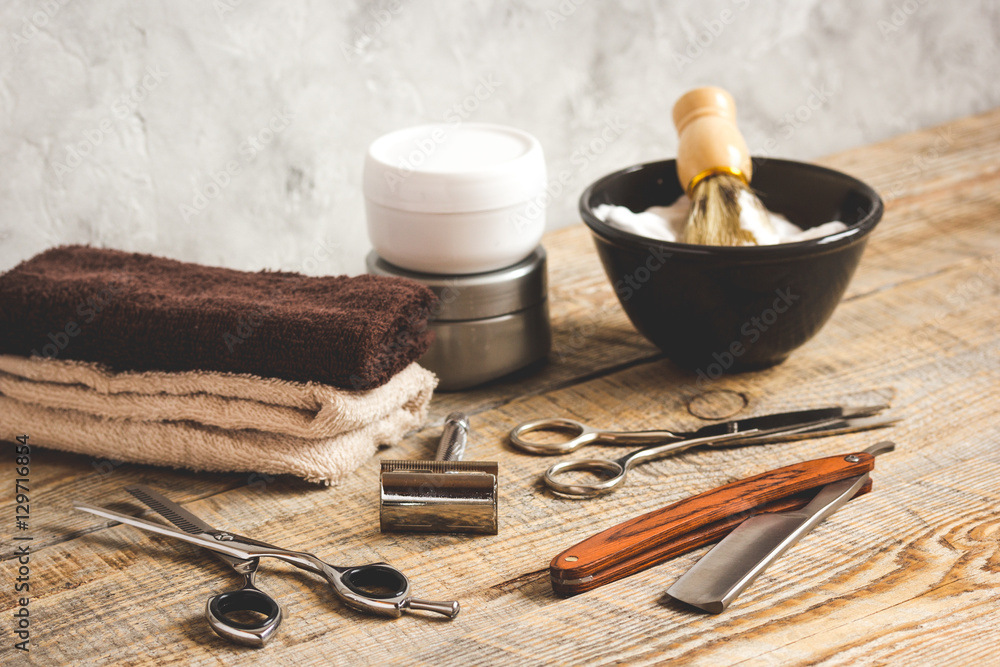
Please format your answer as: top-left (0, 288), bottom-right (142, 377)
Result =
top-left (4, 109), bottom-right (1000, 666)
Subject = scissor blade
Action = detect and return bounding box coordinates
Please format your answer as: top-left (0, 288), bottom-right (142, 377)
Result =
top-left (689, 405), bottom-right (888, 440)
top-left (724, 415), bottom-right (900, 446)
top-left (125, 486), bottom-right (217, 534)
top-left (74, 502), bottom-right (256, 561)
top-left (125, 486), bottom-right (252, 571)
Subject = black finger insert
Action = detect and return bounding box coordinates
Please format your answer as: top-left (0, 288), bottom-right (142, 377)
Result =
top-left (209, 589), bottom-right (281, 630)
top-left (341, 564), bottom-right (408, 599)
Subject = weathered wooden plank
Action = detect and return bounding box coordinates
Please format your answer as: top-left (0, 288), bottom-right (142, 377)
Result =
top-left (6, 110), bottom-right (1000, 554)
top-left (6, 234), bottom-right (1000, 666)
top-left (2, 108), bottom-right (1000, 666)
top-left (410, 455), bottom-right (1000, 667)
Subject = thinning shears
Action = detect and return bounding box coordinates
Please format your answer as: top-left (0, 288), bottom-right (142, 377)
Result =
top-left (75, 486), bottom-right (459, 648)
top-left (509, 405), bottom-right (897, 497)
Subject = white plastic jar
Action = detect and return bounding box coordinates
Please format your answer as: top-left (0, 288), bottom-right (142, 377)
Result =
top-left (363, 123), bottom-right (547, 275)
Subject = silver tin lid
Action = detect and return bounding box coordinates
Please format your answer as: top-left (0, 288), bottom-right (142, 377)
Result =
top-left (366, 246), bottom-right (547, 322)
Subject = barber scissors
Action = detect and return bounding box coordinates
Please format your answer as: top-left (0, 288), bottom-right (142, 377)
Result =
top-left (509, 405), bottom-right (897, 498)
top-left (75, 486), bottom-right (459, 648)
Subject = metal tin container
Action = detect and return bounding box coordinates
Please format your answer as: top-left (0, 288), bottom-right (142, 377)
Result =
top-left (367, 246), bottom-right (551, 391)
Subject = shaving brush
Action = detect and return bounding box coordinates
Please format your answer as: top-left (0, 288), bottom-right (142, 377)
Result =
top-left (673, 86), bottom-right (773, 246)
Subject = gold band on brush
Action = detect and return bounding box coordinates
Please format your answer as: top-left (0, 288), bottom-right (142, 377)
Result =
top-left (674, 86), bottom-right (769, 246)
top-left (686, 166), bottom-right (748, 197)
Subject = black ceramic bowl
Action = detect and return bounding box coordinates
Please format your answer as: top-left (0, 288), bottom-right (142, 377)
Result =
top-left (579, 158), bottom-right (883, 375)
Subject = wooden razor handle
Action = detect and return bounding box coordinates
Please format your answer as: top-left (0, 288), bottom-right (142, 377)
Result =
top-left (549, 452), bottom-right (876, 596)
top-left (672, 86), bottom-right (753, 190)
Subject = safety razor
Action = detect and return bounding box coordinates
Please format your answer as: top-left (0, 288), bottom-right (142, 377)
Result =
top-left (379, 413), bottom-right (499, 534)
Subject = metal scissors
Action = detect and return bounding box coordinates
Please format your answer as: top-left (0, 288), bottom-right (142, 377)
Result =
top-left (123, 486), bottom-right (283, 647)
top-left (509, 405), bottom-right (897, 498)
top-left (75, 486), bottom-right (459, 648)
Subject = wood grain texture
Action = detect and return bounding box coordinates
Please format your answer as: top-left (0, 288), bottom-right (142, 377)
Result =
top-left (3, 108), bottom-right (1000, 666)
top-left (550, 479), bottom-right (874, 596)
top-left (550, 454), bottom-right (875, 592)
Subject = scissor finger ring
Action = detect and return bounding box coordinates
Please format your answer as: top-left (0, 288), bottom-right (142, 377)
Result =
top-left (205, 562), bottom-right (283, 648)
top-left (544, 458), bottom-right (629, 497)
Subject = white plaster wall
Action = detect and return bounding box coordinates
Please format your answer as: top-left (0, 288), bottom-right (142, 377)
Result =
top-left (1, 0), bottom-right (998, 275)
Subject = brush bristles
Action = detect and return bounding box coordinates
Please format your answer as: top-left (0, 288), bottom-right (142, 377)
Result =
top-left (683, 173), bottom-right (761, 246)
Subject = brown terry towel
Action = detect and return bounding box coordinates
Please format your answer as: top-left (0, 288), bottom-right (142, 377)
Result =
top-left (0, 245), bottom-right (436, 389)
top-left (0, 354), bottom-right (437, 484)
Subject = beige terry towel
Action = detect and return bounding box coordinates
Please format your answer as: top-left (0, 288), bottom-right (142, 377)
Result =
top-left (0, 355), bottom-right (436, 484)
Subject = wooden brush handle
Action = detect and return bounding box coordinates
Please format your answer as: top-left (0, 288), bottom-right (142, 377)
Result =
top-left (549, 452), bottom-right (875, 595)
top-left (672, 86), bottom-right (753, 191)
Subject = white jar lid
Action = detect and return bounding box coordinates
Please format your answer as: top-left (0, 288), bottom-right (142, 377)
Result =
top-left (363, 123), bottom-right (546, 214)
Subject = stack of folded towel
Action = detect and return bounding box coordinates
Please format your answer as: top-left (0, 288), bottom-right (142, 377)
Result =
top-left (0, 246), bottom-right (439, 484)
